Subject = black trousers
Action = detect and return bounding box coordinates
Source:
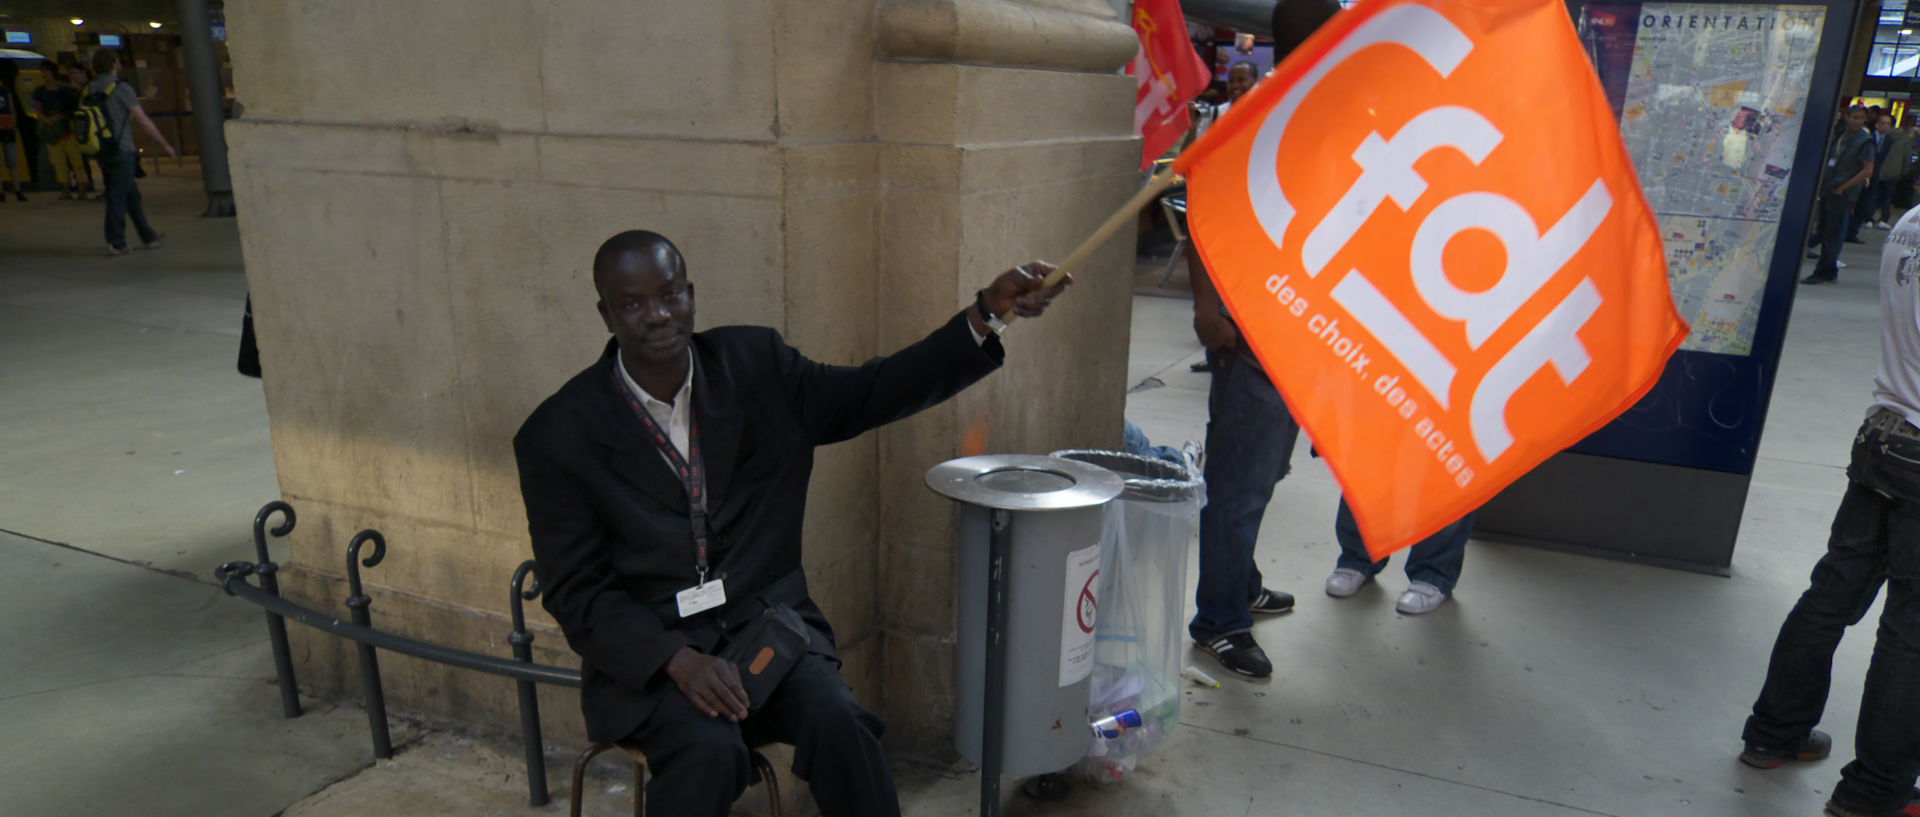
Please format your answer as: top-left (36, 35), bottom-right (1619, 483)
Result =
top-left (626, 653), bottom-right (899, 817)
top-left (1850, 180), bottom-right (1876, 239)
top-left (1745, 412), bottom-right (1920, 813)
top-left (1811, 192), bottom-right (1853, 279)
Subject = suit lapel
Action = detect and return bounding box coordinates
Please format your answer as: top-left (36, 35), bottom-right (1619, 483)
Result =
top-left (690, 340), bottom-right (743, 513)
top-left (588, 347), bottom-right (692, 515)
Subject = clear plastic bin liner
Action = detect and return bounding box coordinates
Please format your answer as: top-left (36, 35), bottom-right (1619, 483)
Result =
top-left (1048, 450), bottom-right (1203, 782)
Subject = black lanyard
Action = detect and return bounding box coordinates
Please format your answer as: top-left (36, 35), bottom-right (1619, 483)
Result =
top-left (612, 365), bottom-right (713, 582)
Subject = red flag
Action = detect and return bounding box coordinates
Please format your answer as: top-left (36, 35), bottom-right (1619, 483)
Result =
top-left (1128, 0), bottom-right (1211, 171)
top-left (1173, 0), bottom-right (1684, 557)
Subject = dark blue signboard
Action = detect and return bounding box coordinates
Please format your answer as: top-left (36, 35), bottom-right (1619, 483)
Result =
top-left (1568, 1), bottom-right (1849, 475)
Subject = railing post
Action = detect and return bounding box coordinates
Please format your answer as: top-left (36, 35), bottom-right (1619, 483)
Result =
top-left (252, 501), bottom-right (302, 718)
top-left (509, 560), bottom-right (549, 807)
top-left (345, 530), bottom-right (393, 759)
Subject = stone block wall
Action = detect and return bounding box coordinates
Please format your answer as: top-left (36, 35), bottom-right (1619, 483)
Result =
top-left (228, 0), bottom-right (1137, 759)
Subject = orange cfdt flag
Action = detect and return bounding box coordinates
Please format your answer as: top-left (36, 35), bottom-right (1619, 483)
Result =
top-left (1173, 0), bottom-right (1685, 558)
top-left (1128, 0), bottom-right (1212, 171)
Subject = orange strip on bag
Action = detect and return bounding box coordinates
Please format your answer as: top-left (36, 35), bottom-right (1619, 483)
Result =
top-left (750, 646), bottom-right (776, 676)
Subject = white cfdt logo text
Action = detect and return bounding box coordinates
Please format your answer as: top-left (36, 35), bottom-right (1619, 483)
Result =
top-left (1247, 4), bottom-right (1610, 466)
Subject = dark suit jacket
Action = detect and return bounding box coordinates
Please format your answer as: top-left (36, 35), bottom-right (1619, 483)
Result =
top-left (514, 309), bottom-right (1002, 742)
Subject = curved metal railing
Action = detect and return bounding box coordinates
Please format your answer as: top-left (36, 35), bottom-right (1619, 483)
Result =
top-left (215, 501), bottom-right (577, 806)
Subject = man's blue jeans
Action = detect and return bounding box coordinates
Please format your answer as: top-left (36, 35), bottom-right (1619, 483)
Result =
top-left (1190, 347), bottom-right (1300, 641)
top-left (1744, 411), bottom-right (1920, 813)
top-left (1333, 499), bottom-right (1472, 595)
top-left (1123, 418), bottom-right (1186, 466)
top-left (100, 148), bottom-right (156, 250)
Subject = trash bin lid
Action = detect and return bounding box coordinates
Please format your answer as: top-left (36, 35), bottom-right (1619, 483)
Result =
top-left (925, 454), bottom-right (1123, 511)
top-left (1049, 450), bottom-right (1202, 503)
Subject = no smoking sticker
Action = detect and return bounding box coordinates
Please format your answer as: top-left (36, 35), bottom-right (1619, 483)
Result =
top-left (1059, 543), bottom-right (1101, 687)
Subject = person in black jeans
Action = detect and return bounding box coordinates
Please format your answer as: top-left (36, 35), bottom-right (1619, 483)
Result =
top-left (1805, 106), bottom-right (1876, 285)
top-left (1743, 209), bottom-right (1920, 817)
top-left (87, 49), bottom-right (177, 255)
top-left (1743, 413), bottom-right (1920, 816)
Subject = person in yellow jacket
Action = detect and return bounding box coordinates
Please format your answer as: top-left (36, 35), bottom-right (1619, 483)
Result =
top-left (30, 60), bottom-right (85, 200)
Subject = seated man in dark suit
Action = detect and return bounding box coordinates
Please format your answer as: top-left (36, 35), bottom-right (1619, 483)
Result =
top-left (514, 230), bottom-right (1070, 817)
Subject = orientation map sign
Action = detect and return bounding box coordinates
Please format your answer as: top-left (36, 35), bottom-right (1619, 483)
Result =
top-left (1566, 0), bottom-right (1832, 474)
top-left (1475, 0), bottom-right (1851, 572)
top-left (1590, 3), bottom-right (1824, 356)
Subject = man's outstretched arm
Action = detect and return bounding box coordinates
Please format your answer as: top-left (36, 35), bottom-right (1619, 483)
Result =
top-left (781, 262), bottom-right (1073, 445)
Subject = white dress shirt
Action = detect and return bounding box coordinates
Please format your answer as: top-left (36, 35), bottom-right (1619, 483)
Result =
top-left (617, 351), bottom-right (699, 509)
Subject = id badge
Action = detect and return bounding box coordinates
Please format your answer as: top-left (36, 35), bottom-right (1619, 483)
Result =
top-left (676, 578), bottom-right (727, 618)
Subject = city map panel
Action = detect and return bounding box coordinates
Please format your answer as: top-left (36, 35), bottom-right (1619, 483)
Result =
top-left (1611, 3), bottom-right (1825, 355)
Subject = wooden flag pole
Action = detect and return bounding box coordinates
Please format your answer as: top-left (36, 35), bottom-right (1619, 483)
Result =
top-left (998, 163), bottom-right (1183, 325)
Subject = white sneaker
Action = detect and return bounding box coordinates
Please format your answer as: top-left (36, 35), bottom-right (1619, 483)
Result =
top-left (1395, 581), bottom-right (1450, 614)
top-left (1325, 567), bottom-right (1372, 598)
top-left (1838, 260), bottom-right (1850, 269)
top-left (1880, 221), bottom-right (1894, 229)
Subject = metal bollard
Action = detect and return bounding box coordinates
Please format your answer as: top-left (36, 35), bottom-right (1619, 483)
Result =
top-left (345, 529), bottom-right (392, 759)
top-left (251, 501), bottom-right (302, 718)
top-left (509, 560), bottom-right (549, 807)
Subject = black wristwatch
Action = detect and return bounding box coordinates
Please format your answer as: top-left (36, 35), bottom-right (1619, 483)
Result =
top-left (974, 289), bottom-right (1008, 335)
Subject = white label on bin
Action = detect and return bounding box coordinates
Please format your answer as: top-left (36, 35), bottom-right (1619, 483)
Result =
top-left (1060, 542), bottom-right (1101, 687)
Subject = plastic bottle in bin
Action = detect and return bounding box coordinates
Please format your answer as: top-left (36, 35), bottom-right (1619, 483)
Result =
top-left (1089, 708), bottom-right (1143, 739)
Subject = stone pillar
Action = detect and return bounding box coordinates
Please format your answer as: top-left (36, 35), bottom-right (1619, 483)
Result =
top-left (871, 0), bottom-right (1140, 750)
top-left (175, 0), bottom-right (236, 216)
top-left (225, 0), bottom-right (1136, 760)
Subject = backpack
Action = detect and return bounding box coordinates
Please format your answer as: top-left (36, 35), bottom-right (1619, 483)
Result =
top-left (73, 82), bottom-right (116, 155)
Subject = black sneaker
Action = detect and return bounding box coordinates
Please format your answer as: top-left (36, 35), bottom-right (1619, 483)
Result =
top-left (1198, 632), bottom-right (1272, 678)
top-left (1740, 729), bottom-right (1831, 769)
top-left (1801, 274), bottom-right (1835, 285)
top-left (1249, 587), bottom-right (1295, 615)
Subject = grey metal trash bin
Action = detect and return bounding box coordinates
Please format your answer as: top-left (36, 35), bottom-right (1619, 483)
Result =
top-left (925, 454), bottom-right (1124, 816)
top-left (1049, 450), bottom-right (1203, 781)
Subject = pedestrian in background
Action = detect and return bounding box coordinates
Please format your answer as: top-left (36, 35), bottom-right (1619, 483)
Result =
top-left (88, 49), bottom-right (177, 255)
top-left (1848, 107), bottom-right (1888, 244)
top-left (31, 60), bottom-right (83, 200)
top-left (1804, 106), bottom-right (1875, 286)
top-left (64, 62), bottom-right (97, 195)
top-left (0, 61), bottom-right (28, 202)
top-left (1872, 112), bottom-right (1912, 229)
